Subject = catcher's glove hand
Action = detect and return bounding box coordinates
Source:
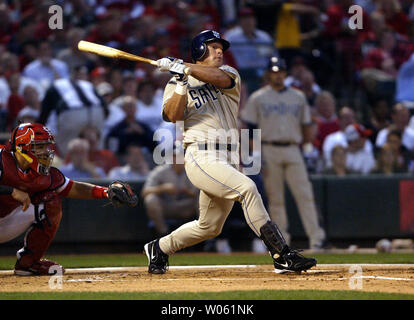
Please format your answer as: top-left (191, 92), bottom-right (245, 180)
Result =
top-left (107, 181), bottom-right (138, 208)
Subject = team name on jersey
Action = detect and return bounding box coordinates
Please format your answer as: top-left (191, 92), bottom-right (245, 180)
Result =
top-left (189, 83), bottom-right (223, 109)
top-left (262, 102), bottom-right (301, 117)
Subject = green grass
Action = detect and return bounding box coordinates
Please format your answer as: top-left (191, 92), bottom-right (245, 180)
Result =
top-left (1, 290), bottom-right (413, 300)
top-left (1, 253), bottom-right (413, 301)
top-left (0, 252), bottom-right (413, 270)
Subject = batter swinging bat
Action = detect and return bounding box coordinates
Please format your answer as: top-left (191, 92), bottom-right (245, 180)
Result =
top-left (77, 40), bottom-right (191, 75)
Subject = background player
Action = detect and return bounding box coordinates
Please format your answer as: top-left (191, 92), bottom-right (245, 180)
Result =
top-left (0, 123), bottom-right (135, 275)
top-left (144, 30), bottom-right (317, 274)
top-left (241, 57), bottom-right (327, 250)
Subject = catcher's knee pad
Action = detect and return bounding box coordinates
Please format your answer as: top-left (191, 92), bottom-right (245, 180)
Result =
top-left (259, 221), bottom-right (289, 257)
top-left (17, 197), bottom-right (62, 267)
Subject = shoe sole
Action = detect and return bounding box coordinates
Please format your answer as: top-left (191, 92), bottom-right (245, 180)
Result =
top-left (143, 242), bottom-right (166, 275)
top-left (274, 261), bottom-right (317, 274)
top-left (14, 270), bottom-right (34, 276)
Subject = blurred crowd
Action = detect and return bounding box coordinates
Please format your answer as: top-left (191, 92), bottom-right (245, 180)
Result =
top-left (0, 0), bottom-right (414, 180)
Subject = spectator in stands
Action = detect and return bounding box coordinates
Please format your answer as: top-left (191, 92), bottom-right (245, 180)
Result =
top-left (22, 40), bottom-right (70, 91)
top-left (224, 7), bottom-right (276, 93)
top-left (284, 56), bottom-right (321, 98)
top-left (78, 125), bottom-right (120, 175)
top-left (364, 98), bottom-right (391, 144)
top-left (96, 82), bottom-right (114, 106)
top-left (59, 138), bottom-right (106, 179)
top-left (6, 73), bottom-right (24, 130)
top-left (374, 0), bottom-right (409, 36)
top-left (85, 10), bottom-right (126, 48)
top-left (141, 148), bottom-right (199, 237)
top-left (8, 16), bottom-right (37, 55)
top-left (105, 95), bottom-right (157, 158)
top-left (274, 0), bottom-right (320, 68)
top-left (112, 71), bottom-right (139, 107)
top-left (294, 69), bottom-right (319, 107)
top-left (385, 129), bottom-right (411, 171)
top-left (361, 29), bottom-right (412, 99)
top-left (22, 85), bottom-right (41, 111)
top-left (0, 55), bottom-right (44, 99)
top-left (5, 82), bottom-right (42, 130)
top-left (89, 67), bottom-right (107, 88)
top-left (359, 11), bottom-right (387, 57)
top-left (322, 106), bottom-right (358, 167)
top-left (344, 123), bottom-right (376, 174)
top-left (321, 145), bottom-right (354, 176)
top-left (376, 103), bottom-right (414, 150)
top-left (371, 143), bottom-right (407, 175)
top-left (57, 28), bottom-right (95, 73)
top-left (303, 119), bottom-right (323, 174)
top-left (314, 91), bottom-right (340, 150)
top-left (108, 144), bottom-right (150, 180)
top-left (39, 65), bottom-right (107, 157)
top-left (323, 0), bottom-right (370, 89)
top-left (395, 53), bottom-right (414, 106)
top-left (136, 80), bottom-right (164, 132)
top-left (15, 106), bottom-right (39, 125)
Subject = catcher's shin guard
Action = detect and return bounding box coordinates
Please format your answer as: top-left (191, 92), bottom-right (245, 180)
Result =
top-left (259, 221), bottom-right (289, 258)
top-left (16, 196), bottom-right (62, 268)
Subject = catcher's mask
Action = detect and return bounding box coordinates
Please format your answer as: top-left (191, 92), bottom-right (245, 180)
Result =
top-left (10, 123), bottom-right (55, 175)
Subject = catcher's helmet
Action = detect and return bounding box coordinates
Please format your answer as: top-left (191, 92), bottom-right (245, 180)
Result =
top-left (268, 56), bottom-right (287, 72)
top-left (191, 30), bottom-right (230, 62)
top-left (10, 123), bottom-right (55, 175)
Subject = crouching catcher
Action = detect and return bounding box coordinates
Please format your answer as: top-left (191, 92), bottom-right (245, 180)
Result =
top-left (0, 123), bottom-right (137, 276)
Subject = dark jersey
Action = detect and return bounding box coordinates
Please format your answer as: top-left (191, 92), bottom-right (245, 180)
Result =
top-left (0, 147), bottom-right (71, 218)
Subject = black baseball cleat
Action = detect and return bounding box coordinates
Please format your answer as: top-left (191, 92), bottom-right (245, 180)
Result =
top-left (273, 249), bottom-right (317, 274)
top-left (144, 239), bottom-right (169, 274)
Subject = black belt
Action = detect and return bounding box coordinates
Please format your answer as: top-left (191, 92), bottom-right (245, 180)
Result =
top-left (198, 143), bottom-right (236, 151)
top-left (262, 141), bottom-right (297, 147)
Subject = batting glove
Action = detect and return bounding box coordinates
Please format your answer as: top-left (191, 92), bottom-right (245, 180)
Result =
top-left (157, 57), bottom-right (183, 72)
top-left (170, 61), bottom-right (188, 82)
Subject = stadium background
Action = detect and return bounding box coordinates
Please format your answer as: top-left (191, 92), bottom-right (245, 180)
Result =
top-left (0, 0), bottom-right (414, 255)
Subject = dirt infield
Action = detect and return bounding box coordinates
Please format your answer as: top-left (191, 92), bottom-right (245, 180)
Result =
top-left (0, 264), bottom-right (413, 294)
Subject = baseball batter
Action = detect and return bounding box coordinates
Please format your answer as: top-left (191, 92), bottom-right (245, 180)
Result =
top-left (144, 30), bottom-right (317, 274)
top-left (241, 57), bottom-right (326, 249)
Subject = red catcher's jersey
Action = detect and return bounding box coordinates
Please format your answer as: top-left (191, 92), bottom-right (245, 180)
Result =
top-left (0, 147), bottom-right (70, 218)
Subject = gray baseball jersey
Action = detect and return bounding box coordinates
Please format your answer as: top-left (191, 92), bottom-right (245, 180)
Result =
top-left (162, 65), bottom-right (241, 145)
top-left (241, 85), bottom-right (311, 144)
top-left (241, 84), bottom-right (325, 248)
top-left (158, 65), bottom-right (272, 255)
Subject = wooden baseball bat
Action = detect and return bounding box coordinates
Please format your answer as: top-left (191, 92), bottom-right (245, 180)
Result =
top-left (77, 40), bottom-right (191, 75)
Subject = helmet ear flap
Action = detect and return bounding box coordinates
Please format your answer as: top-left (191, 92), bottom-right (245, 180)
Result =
top-left (198, 43), bottom-right (207, 61)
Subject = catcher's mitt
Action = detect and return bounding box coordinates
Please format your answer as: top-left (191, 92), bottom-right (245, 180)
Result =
top-left (107, 181), bottom-right (138, 208)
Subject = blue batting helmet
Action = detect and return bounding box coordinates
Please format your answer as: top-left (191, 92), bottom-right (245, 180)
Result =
top-left (191, 30), bottom-right (230, 62)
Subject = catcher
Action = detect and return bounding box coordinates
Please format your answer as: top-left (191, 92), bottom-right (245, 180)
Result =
top-left (0, 123), bottom-right (137, 275)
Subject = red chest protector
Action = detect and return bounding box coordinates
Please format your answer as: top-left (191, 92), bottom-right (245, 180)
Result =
top-left (0, 148), bottom-right (66, 218)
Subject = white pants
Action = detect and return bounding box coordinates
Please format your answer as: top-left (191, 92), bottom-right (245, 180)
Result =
top-left (0, 205), bottom-right (37, 244)
top-left (159, 144), bottom-right (269, 255)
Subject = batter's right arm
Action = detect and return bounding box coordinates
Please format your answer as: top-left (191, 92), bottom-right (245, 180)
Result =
top-left (163, 92), bottom-right (187, 123)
